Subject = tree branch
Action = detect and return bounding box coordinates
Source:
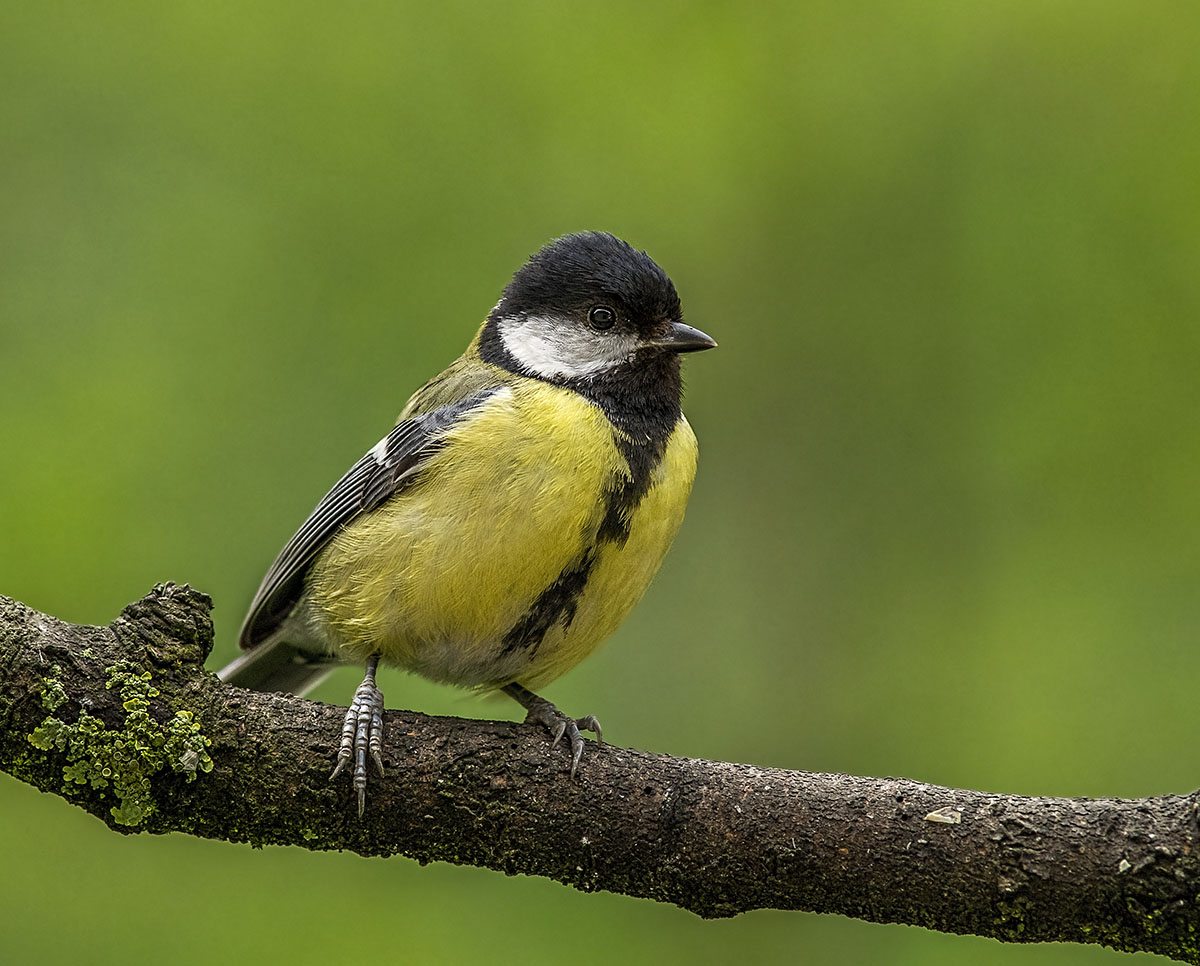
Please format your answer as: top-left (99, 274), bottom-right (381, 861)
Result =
top-left (1, 584), bottom-right (1197, 962)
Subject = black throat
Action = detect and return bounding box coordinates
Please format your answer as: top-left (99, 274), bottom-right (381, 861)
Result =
top-left (575, 352), bottom-right (682, 546)
top-left (477, 321), bottom-right (682, 440)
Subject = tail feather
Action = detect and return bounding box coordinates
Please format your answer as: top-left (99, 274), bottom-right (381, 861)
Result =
top-left (218, 637), bottom-right (337, 697)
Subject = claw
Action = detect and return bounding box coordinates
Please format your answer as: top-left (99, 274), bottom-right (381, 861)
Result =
top-left (579, 715), bottom-right (603, 744)
top-left (330, 654), bottom-right (386, 817)
top-left (567, 721), bottom-right (585, 779)
top-left (501, 682), bottom-right (602, 778)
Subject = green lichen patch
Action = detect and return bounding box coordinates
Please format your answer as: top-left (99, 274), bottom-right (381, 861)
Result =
top-left (39, 664), bottom-right (68, 712)
top-left (26, 660), bottom-right (213, 827)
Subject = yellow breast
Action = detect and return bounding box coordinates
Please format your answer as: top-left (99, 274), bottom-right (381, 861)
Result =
top-left (306, 379), bottom-right (698, 690)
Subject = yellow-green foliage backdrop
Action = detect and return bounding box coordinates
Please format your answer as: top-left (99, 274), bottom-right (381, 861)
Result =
top-left (3, 3), bottom-right (1198, 963)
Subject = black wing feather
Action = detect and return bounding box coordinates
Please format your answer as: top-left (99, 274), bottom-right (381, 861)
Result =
top-left (238, 389), bottom-right (499, 650)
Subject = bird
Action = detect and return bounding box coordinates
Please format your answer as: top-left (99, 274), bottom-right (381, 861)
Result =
top-left (218, 231), bottom-right (716, 816)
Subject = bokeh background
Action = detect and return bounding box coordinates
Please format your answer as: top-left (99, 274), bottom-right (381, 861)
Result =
top-left (3, 2), bottom-right (1199, 963)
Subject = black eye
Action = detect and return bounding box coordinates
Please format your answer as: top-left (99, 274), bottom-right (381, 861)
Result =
top-left (587, 306), bottom-right (617, 330)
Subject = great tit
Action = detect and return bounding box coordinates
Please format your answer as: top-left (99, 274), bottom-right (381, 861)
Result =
top-left (219, 231), bottom-right (716, 815)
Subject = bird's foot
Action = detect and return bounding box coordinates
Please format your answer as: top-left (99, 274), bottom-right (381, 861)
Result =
top-left (329, 654), bottom-right (385, 817)
top-left (502, 683), bottom-right (602, 778)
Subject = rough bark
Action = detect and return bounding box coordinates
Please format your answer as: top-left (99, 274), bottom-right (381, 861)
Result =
top-left (1, 583), bottom-right (1197, 962)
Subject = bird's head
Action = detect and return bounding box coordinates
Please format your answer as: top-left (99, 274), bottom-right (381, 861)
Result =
top-left (481, 232), bottom-right (716, 383)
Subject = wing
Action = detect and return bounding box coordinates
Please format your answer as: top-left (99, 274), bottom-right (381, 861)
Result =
top-left (238, 387), bottom-right (501, 650)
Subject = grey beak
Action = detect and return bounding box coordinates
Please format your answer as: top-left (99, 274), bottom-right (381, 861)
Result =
top-left (651, 321), bottom-right (718, 353)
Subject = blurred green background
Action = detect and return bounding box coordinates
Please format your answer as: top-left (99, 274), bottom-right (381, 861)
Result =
top-left (3, 2), bottom-right (1198, 963)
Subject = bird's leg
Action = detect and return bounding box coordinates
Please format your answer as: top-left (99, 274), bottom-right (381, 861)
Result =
top-left (329, 653), bottom-right (385, 817)
top-left (502, 682), bottom-right (602, 779)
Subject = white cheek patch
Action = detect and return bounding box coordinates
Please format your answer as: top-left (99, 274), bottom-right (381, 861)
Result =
top-left (498, 314), bottom-right (638, 380)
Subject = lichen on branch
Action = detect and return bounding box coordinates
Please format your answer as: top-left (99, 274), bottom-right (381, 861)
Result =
top-left (28, 660), bottom-right (213, 825)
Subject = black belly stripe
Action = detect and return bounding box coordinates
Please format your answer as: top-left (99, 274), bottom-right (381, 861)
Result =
top-left (597, 432), bottom-right (668, 546)
top-left (500, 428), bottom-right (671, 654)
top-left (500, 551), bottom-right (596, 654)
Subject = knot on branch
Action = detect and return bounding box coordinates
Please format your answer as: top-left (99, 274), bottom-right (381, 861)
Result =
top-left (110, 582), bottom-right (215, 669)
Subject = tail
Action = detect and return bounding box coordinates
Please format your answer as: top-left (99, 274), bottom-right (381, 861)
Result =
top-left (217, 636), bottom-right (337, 697)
